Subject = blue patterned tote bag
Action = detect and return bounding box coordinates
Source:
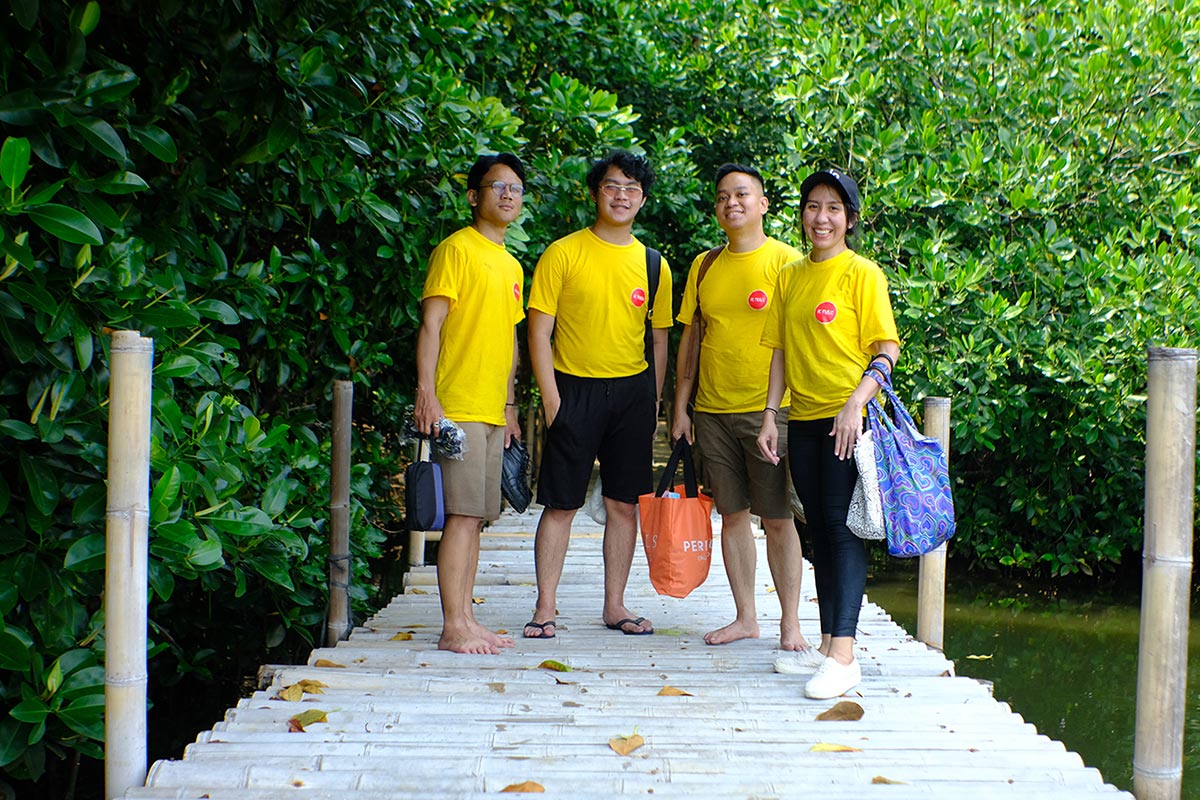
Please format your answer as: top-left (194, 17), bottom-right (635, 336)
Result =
top-left (865, 373), bottom-right (956, 557)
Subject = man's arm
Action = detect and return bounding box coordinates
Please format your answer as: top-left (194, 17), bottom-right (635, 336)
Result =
top-left (652, 327), bottom-right (668, 411)
top-left (505, 329), bottom-right (521, 446)
top-left (414, 296), bottom-right (450, 435)
top-left (527, 309), bottom-right (560, 426)
top-left (669, 323), bottom-right (698, 444)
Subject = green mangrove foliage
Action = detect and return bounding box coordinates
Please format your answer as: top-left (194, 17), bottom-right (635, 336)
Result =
top-left (0, 0), bottom-right (1197, 789)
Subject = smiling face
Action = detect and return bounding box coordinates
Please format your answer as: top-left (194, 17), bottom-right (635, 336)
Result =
top-left (715, 171), bottom-right (769, 235)
top-left (591, 165), bottom-right (646, 229)
top-left (802, 183), bottom-right (855, 260)
top-left (468, 163), bottom-right (524, 229)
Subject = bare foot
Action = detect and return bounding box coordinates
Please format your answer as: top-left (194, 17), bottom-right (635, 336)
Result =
top-left (438, 629), bottom-right (501, 654)
top-left (603, 607), bottom-right (653, 634)
top-left (778, 619), bottom-right (811, 651)
top-left (703, 618), bottom-right (760, 645)
top-left (471, 620), bottom-right (514, 648)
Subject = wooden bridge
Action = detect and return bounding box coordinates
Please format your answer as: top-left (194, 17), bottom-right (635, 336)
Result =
top-left (122, 507), bottom-right (1133, 799)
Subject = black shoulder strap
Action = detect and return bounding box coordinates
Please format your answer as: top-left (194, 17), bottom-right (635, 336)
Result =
top-left (644, 247), bottom-right (662, 383)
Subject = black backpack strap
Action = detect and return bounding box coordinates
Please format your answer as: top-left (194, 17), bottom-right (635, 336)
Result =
top-left (644, 247), bottom-right (661, 383)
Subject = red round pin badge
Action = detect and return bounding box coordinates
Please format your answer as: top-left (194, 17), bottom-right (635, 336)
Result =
top-left (512, 282), bottom-right (521, 300)
top-left (747, 290), bottom-right (768, 310)
top-left (631, 288), bottom-right (647, 307)
top-left (815, 301), bottom-right (837, 323)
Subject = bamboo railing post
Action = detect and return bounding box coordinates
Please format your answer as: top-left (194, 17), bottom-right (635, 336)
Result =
top-left (326, 380), bottom-right (353, 644)
top-left (105, 331), bottom-right (153, 800)
top-left (1133, 346), bottom-right (1196, 800)
top-left (916, 396), bottom-right (951, 650)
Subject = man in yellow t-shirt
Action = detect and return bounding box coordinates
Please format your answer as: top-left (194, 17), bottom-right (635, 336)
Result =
top-left (524, 150), bottom-right (673, 639)
top-left (671, 163), bottom-right (814, 655)
top-left (415, 153), bottom-right (526, 655)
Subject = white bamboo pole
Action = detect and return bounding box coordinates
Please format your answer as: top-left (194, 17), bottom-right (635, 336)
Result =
top-left (326, 380), bottom-right (353, 644)
top-left (1133, 346), bottom-right (1196, 800)
top-left (917, 396), bottom-right (951, 650)
top-left (105, 331), bottom-right (153, 800)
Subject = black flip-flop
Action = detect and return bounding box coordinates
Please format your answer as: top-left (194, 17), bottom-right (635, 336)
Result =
top-left (523, 620), bottom-right (556, 639)
top-left (605, 617), bottom-right (654, 636)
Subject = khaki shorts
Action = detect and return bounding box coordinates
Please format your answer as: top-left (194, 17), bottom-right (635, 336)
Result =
top-left (436, 422), bottom-right (504, 521)
top-left (694, 409), bottom-right (791, 519)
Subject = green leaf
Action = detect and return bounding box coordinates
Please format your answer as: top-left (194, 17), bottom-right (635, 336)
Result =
top-left (10, 698), bottom-right (49, 725)
top-left (129, 124), bottom-right (178, 162)
top-left (73, 118), bottom-right (126, 163)
top-left (205, 507), bottom-right (275, 537)
top-left (195, 299), bottom-right (240, 324)
top-left (19, 451), bottom-right (59, 516)
top-left (252, 557), bottom-right (295, 591)
top-left (64, 534), bottom-right (106, 572)
top-left (0, 581), bottom-right (15, 615)
top-left (363, 195), bottom-right (399, 222)
top-left (25, 204), bottom-right (103, 246)
top-left (132, 301), bottom-right (200, 329)
top-left (0, 420), bottom-right (36, 441)
top-left (71, 483), bottom-right (106, 524)
top-left (151, 465), bottom-right (182, 522)
top-left (342, 135), bottom-right (371, 156)
top-left (0, 474), bottom-right (7, 517)
top-left (149, 560), bottom-right (175, 601)
top-left (77, 1), bottom-right (101, 35)
top-left (73, 320), bottom-right (93, 370)
top-left (188, 534), bottom-right (224, 568)
top-left (0, 718), bottom-right (27, 769)
top-left (95, 171), bottom-right (149, 195)
top-left (0, 626), bottom-right (34, 670)
top-left (1, 137), bottom-right (31, 190)
top-left (57, 695), bottom-right (105, 741)
top-left (157, 354), bottom-right (200, 378)
top-left (77, 69), bottom-right (137, 103)
top-left (8, 282), bottom-right (58, 316)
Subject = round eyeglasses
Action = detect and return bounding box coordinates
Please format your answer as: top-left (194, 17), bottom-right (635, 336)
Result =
top-left (482, 181), bottom-right (524, 197)
top-left (599, 183), bottom-right (643, 198)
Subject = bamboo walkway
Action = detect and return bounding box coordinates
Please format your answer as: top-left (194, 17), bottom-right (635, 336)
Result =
top-left (125, 507), bottom-right (1133, 799)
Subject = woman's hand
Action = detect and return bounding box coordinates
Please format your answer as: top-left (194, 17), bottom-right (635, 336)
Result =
top-left (830, 398), bottom-right (865, 461)
top-left (757, 414), bottom-right (780, 465)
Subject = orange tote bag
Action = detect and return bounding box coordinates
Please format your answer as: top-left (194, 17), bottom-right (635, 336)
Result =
top-left (638, 439), bottom-right (714, 598)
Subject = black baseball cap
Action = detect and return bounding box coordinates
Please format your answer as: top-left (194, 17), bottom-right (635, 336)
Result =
top-left (800, 169), bottom-right (860, 212)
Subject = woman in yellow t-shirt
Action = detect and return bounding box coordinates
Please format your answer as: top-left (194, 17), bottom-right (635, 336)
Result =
top-left (757, 169), bottom-right (900, 700)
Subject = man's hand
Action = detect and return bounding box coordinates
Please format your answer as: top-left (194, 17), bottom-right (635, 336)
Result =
top-left (670, 411), bottom-right (693, 445)
top-left (504, 405), bottom-right (521, 447)
top-left (413, 387), bottom-right (444, 437)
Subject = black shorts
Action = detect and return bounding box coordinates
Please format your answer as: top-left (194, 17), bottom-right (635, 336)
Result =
top-left (537, 369), bottom-right (656, 508)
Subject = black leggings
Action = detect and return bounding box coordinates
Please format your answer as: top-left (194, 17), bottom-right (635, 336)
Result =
top-left (787, 417), bottom-right (866, 638)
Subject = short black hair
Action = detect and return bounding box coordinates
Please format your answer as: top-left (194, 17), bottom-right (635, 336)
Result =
top-left (586, 150), bottom-right (656, 196)
top-left (467, 152), bottom-right (525, 190)
top-left (714, 163), bottom-right (765, 192)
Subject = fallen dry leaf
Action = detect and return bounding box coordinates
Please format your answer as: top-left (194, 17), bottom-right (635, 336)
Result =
top-left (398, 623), bottom-right (426, 629)
top-left (609, 733), bottom-right (645, 756)
top-left (495, 629), bottom-right (508, 635)
top-left (389, 632), bottom-right (414, 641)
top-left (500, 781), bottom-right (545, 793)
top-left (409, 588), bottom-right (428, 594)
top-left (538, 659), bottom-right (572, 673)
top-left (287, 709), bottom-right (327, 732)
top-left (277, 684), bottom-right (304, 702)
top-left (965, 654), bottom-right (993, 660)
top-left (472, 597), bottom-right (486, 604)
top-left (313, 659), bottom-right (345, 668)
top-left (816, 701), bottom-right (864, 721)
top-left (872, 776), bottom-right (907, 784)
top-left (809, 742), bottom-right (862, 752)
top-left (657, 686), bottom-right (693, 697)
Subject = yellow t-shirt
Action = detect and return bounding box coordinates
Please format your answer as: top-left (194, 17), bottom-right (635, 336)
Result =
top-left (422, 226), bottom-right (526, 425)
top-left (677, 238), bottom-right (801, 413)
top-left (761, 249), bottom-right (899, 421)
top-left (528, 228), bottom-right (673, 378)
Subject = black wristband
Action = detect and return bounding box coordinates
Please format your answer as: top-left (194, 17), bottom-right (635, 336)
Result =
top-left (869, 352), bottom-right (895, 372)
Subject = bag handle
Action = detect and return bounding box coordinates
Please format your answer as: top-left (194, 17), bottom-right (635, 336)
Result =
top-left (656, 438), bottom-right (699, 498)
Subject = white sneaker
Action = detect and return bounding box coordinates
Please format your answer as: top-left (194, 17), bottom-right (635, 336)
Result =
top-left (804, 657), bottom-right (861, 699)
top-left (773, 647), bottom-right (826, 674)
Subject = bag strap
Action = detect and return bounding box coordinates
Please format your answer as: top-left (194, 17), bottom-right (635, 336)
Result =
top-left (644, 247), bottom-right (661, 386)
top-left (680, 245), bottom-right (726, 390)
top-left (655, 437), bottom-right (699, 498)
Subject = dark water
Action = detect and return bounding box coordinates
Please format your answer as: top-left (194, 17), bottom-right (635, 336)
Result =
top-left (867, 564), bottom-right (1200, 798)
